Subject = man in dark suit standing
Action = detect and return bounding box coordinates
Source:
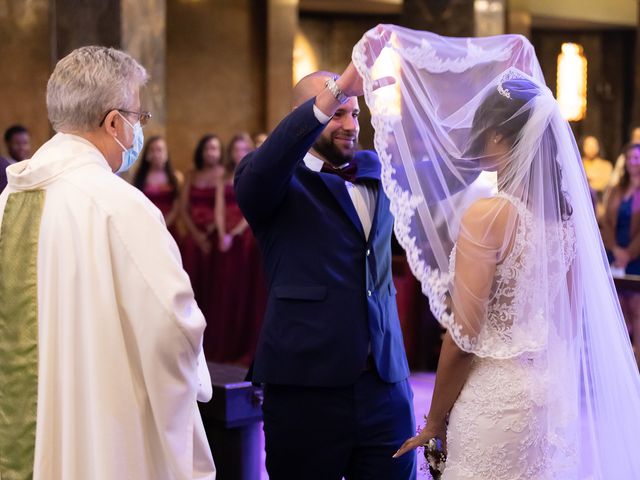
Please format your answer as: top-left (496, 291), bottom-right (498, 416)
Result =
top-left (235, 61), bottom-right (416, 479)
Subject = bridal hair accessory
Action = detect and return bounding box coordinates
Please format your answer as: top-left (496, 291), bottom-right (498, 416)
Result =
top-left (497, 67), bottom-right (523, 99)
top-left (497, 81), bottom-right (511, 99)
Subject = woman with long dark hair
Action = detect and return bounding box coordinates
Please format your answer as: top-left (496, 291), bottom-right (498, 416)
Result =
top-left (133, 136), bottom-right (182, 239)
top-left (179, 134), bottom-right (223, 323)
top-left (207, 133), bottom-right (266, 364)
top-left (602, 142), bottom-right (640, 365)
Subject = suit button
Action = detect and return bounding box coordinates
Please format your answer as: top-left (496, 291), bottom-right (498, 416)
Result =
top-left (366, 249), bottom-right (371, 257)
top-left (367, 290), bottom-right (372, 297)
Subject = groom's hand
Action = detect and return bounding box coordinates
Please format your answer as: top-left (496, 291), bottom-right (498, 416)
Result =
top-left (315, 25), bottom-right (395, 117)
top-left (336, 62), bottom-right (395, 99)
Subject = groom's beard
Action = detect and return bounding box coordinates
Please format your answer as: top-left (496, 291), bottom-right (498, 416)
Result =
top-left (313, 132), bottom-right (357, 167)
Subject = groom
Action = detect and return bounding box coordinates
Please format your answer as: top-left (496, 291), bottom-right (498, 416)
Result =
top-left (235, 61), bottom-right (416, 479)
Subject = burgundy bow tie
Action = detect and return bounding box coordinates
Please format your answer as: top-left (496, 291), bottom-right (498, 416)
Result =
top-left (321, 161), bottom-right (358, 183)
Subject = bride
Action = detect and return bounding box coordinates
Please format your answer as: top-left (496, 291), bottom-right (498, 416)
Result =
top-left (351, 26), bottom-right (640, 479)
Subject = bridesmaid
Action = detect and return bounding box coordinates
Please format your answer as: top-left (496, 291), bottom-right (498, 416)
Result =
top-left (179, 134), bottom-right (223, 324)
top-left (216, 133), bottom-right (252, 254)
top-left (208, 133), bottom-right (266, 364)
top-left (133, 136), bottom-right (183, 241)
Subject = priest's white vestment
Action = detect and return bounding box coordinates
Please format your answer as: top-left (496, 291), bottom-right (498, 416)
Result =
top-left (0, 133), bottom-right (216, 480)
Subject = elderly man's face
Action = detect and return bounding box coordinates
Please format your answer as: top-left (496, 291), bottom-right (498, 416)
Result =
top-left (115, 91), bottom-right (141, 149)
top-left (101, 89), bottom-right (142, 172)
top-left (8, 132), bottom-right (31, 161)
top-left (120, 93), bottom-right (141, 137)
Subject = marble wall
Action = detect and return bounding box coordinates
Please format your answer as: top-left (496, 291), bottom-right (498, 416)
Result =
top-left (52, 0), bottom-right (121, 59)
top-left (122, 0), bottom-right (166, 138)
top-left (401, 0), bottom-right (474, 36)
top-left (0, 0), bottom-right (51, 155)
top-left (166, 0), bottom-right (266, 171)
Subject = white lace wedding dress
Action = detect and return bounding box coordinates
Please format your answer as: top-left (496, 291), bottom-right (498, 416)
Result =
top-left (442, 194), bottom-right (576, 480)
top-left (353, 24), bottom-right (640, 479)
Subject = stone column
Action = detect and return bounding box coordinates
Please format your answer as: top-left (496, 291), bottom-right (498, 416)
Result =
top-left (0, 0), bottom-right (52, 153)
top-left (507, 9), bottom-right (531, 37)
top-left (474, 0), bottom-right (506, 37)
top-left (52, 0), bottom-right (166, 136)
top-left (51, 0), bottom-right (121, 61)
top-left (122, 0), bottom-right (167, 137)
top-left (265, 0), bottom-right (298, 131)
top-left (401, 0), bottom-right (474, 36)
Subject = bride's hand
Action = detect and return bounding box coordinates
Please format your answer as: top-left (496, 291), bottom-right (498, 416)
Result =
top-left (393, 418), bottom-right (447, 458)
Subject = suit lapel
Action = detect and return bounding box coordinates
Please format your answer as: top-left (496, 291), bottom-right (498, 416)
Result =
top-left (318, 173), bottom-right (366, 238)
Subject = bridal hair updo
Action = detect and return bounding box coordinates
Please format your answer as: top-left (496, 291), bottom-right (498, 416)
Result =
top-left (468, 76), bottom-right (572, 220)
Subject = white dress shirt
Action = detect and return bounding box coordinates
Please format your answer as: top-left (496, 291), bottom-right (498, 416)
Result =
top-left (308, 105), bottom-right (376, 239)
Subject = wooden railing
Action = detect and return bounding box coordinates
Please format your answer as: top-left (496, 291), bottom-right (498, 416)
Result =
top-left (614, 274), bottom-right (640, 292)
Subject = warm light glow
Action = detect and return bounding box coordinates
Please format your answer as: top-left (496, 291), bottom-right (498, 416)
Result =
top-left (293, 31), bottom-right (318, 85)
top-left (371, 45), bottom-right (401, 117)
top-left (556, 43), bottom-right (587, 121)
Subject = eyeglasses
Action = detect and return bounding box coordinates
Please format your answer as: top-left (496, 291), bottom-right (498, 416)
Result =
top-left (99, 109), bottom-right (152, 127)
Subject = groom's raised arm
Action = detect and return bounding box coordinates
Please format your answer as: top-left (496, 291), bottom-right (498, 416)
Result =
top-left (235, 60), bottom-right (373, 225)
top-left (234, 98), bottom-right (325, 225)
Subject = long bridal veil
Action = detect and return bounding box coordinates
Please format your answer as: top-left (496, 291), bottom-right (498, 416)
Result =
top-left (353, 25), bottom-right (640, 478)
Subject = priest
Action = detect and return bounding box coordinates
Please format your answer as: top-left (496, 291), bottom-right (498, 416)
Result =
top-left (0, 46), bottom-right (215, 480)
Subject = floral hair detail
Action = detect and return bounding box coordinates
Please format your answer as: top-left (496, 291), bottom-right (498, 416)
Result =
top-left (497, 67), bottom-right (522, 99)
top-left (497, 83), bottom-right (512, 99)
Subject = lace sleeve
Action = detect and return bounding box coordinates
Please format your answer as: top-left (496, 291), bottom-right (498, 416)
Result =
top-left (438, 199), bottom-right (506, 353)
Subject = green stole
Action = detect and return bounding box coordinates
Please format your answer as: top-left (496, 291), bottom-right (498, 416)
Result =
top-left (0, 190), bottom-right (45, 480)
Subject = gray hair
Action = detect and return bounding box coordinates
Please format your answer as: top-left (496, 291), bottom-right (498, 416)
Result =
top-left (46, 46), bottom-right (148, 132)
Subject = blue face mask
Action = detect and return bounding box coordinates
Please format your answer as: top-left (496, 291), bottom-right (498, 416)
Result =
top-left (113, 112), bottom-right (144, 173)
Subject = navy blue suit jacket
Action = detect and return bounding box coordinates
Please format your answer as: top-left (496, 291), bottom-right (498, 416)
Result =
top-left (234, 98), bottom-right (410, 387)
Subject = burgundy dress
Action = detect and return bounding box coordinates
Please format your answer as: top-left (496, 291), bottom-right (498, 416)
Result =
top-left (143, 183), bottom-right (180, 241)
top-left (180, 185), bottom-right (217, 324)
top-left (205, 183), bottom-right (267, 365)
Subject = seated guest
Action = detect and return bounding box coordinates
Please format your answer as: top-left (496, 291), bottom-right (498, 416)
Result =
top-left (0, 45), bottom-right (214, 479)
top-left (133, 136), bottom-right (183, 240)
top-left (602, 142), bottom-right (640, 365)
top-left (3, 124), bottom-right (32, 163)
top-left (179, 134), bottom-right (223, 321)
